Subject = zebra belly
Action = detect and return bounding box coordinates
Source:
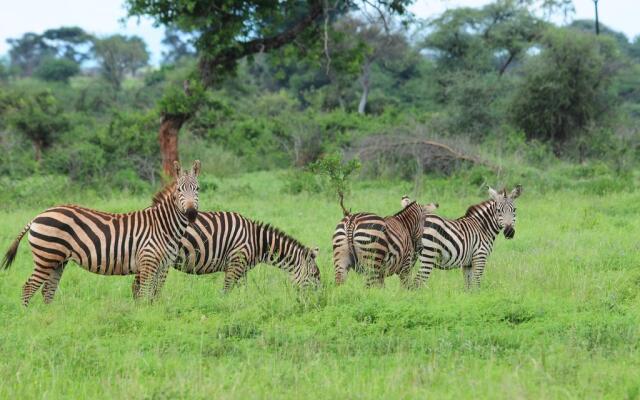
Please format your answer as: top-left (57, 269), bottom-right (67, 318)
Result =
top-left (28, 221), bottom-right (137, 276)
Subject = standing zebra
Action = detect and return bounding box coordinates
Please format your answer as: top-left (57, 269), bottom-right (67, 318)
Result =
top-left (174, 211), bottom-right (320, 290)
top-left (415, 185), bottom-right (522, 289)
top-left (332, 196), bottom-right (438, 287)
top-left (1, 161), bottom-right (201, 305)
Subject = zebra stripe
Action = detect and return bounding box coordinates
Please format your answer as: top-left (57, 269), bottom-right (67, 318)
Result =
top-left (333, 198), bottom-right (438, 287)
top-left (174, 211), bottom-right (320, 290)
top-left (415, 185), bottom-right (522, 289)
top-left (1, 161), bottom-right (201, 306)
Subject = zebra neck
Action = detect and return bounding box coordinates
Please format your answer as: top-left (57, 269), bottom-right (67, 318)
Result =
top-left (153, 191), bottom-right (189, 238)
top-left (258, 225), bottom-right (303, 273)
top-left (467, 201), bottom-right (501, 238)
top-left (395, 203), bottom-right (423, 239)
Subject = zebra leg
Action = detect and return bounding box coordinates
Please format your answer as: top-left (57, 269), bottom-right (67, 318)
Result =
top-left (333, 241), bottom-right (353, 285)
top-left (131, 274), bottom-right (141, 299)
top-left (462, 265), bottom-right (473, 290)
top-left (363, 255), bottom-right (385, 288)
top-left (135, 252), bottom-right (168, 300)
top-left (22, 260), bottom-right (63, 306)
top-left (471, 254), bottom-right (487, 288)
top-left (398, 269), bottom-right (414, 290)
top-left (151, 265), bottom-right (171, 298)
top-left (42, 262), bottom-right (67, 304)
top-left (223, 255), bottom-right (247, 292)
top-left (414, 249), bottom-right (436, 288)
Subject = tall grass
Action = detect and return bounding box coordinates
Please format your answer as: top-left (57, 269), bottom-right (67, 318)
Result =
top-left (0, 171), bottom-right (639, 398)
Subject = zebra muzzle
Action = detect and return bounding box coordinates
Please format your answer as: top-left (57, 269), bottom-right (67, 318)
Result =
top-left (503, 225), bottom-right (515, 239)
top-left (186, 207), bottom-right (198, 223)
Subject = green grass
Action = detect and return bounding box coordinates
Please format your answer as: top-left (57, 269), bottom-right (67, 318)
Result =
top-left (1, 171), bottom-right (639, 399)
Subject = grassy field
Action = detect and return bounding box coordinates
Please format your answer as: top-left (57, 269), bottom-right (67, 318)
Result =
top-left (1, 171), bottom-right (639, 399)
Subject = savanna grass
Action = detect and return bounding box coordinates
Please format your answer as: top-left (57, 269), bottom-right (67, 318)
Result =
top-left (1, 171), bottom-right (639, 399)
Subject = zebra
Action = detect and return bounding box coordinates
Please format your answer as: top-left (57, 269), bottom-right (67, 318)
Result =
top-left (173, 211), bottom-right (321, 291)
top-left (415, 185), bottom-right (522, 289)
top-left (332, 196), bottom-right (438, 287)
top-left (1, 161), bottom-right (201, 305)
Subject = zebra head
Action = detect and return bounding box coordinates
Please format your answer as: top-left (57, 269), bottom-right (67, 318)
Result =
top-left (488, 185), bottom-right (522, 239)
top-left (173, 160), bottom-right (201, 223)
top-left (401, 195), bottom-right (439, 214)
top-left (298, 247), bottom-right (321, 288)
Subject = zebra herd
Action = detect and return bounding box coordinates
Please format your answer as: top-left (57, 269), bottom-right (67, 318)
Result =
top-left (1, 160), bottom-right (522, 306)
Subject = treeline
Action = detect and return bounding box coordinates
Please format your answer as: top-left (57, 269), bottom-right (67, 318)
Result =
top-left (1, 0), bottom-right (639, 194)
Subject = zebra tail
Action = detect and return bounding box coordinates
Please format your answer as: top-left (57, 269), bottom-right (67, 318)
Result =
top-left (1, 222), bottom-right (31, 270)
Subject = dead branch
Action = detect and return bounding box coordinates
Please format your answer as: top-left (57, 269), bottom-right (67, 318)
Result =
top-left (348, 135), bottom-right (496, 175)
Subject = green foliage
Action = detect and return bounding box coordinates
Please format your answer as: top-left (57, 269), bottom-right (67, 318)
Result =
top-left (158, 78), bottom-right (206, 117)
top-left (309, 153), bottom-right (361, 212)
top-left (5, 89), bottom-right (69, 160)
top-left (92, 34), bottom-right (150, 90)
top-left (510, 28), bottom-right (620, 147)
top-left (34, 57), bottom-right (80, 82)
top-left (6, 32), bottom-right (56, 76)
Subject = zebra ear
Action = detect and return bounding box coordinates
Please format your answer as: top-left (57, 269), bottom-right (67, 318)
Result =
top-left (488, 186), bottom-right (501, 201)
top-left (173, 161), bottom-right (182, 178)
top-left (401, 195), bottom-right (412, 208)
top-left (192, 160), bottom-right (201, 177)
top-left (510, 184), bottom-right (522, 199)
top-left (311, 247), bottom-right (319, 259)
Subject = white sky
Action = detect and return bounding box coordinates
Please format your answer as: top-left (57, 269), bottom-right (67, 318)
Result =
top-left (0, 0), bottom-right (638, 65)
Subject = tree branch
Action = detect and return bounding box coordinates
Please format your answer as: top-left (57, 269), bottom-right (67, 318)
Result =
top-left (199, 1), bottom-right (324, 86)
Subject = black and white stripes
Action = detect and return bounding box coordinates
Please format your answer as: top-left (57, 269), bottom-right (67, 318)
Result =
top-left (415, 185), bottom-right (522, 289)
top-left (332, 197), bottom-right (438, 287)
top-left (175, 211), bottom-right (321, 290)
top-left (1, 161), bottom-right (201, 305)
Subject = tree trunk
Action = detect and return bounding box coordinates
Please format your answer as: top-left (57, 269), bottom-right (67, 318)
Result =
top-left (358, 62), bottom-right (371, 115)
top-left (159, 115), bottom-right (185, 178)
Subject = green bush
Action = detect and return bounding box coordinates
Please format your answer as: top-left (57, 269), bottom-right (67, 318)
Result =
top-left (34, 58), bottom-right (80, 83)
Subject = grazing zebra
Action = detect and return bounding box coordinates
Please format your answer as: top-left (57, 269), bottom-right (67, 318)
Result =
top-left (173, 211), bottom-right (320, 291)
top-left (415, 185), bottom-right (522, 289)
top-left (332, 196), bottom-right (438, 287)
top-left (1, 161), bottom-right (201, 305)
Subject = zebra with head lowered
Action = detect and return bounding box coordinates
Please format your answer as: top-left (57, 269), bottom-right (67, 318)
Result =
top-left (332, 196), bottom-right (438, 288)
top-left (174, 211), bottom-right (321, 291)
top-left (1, 161), bottom-right (201, 305)
top-left (414, 185), bottom-right (522, 289)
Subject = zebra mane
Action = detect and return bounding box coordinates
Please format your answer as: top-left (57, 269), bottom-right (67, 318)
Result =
top-left (255, 221), bottom-right (310, 253)
top-left (390, 201), bottom-right (417, 217)
top-left (463, 199), bottom-right (495, 218)
top-left (151, 182), bottom-right (176, 206)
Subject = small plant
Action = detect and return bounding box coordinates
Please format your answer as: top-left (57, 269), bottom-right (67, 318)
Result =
top-left (308, 153), bottom-right (361, 215)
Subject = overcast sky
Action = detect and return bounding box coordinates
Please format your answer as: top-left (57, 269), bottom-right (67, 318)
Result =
top-left (0, 0), bottom-right (638, 65)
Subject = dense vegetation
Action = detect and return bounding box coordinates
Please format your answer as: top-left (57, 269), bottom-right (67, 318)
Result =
top-left (1, 0), bottom-right (638, 201)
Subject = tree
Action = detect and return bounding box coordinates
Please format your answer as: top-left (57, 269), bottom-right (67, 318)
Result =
top-left (161, 27), bottom-right (195, 64)
top-left (34, 57), bottom-right (80, 82)
top-left (424, 0), bottom-right (552, 76)
top-left (93, 35), bottom-right (150, 90)
top-left (510, 28), bottom-right (620, 149)
top-left (6, 28), bottom-right (93, 77)
top-left (6, 90), bottom-right (69, 162)
top-left (6, 33), bottom-right (55, 76)
top-left (125, 0), bottom-right (414, 176)
top-left (42, 27), bottom-right (94, 64)
top-left (331, 17), bottom-right (412, 114)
